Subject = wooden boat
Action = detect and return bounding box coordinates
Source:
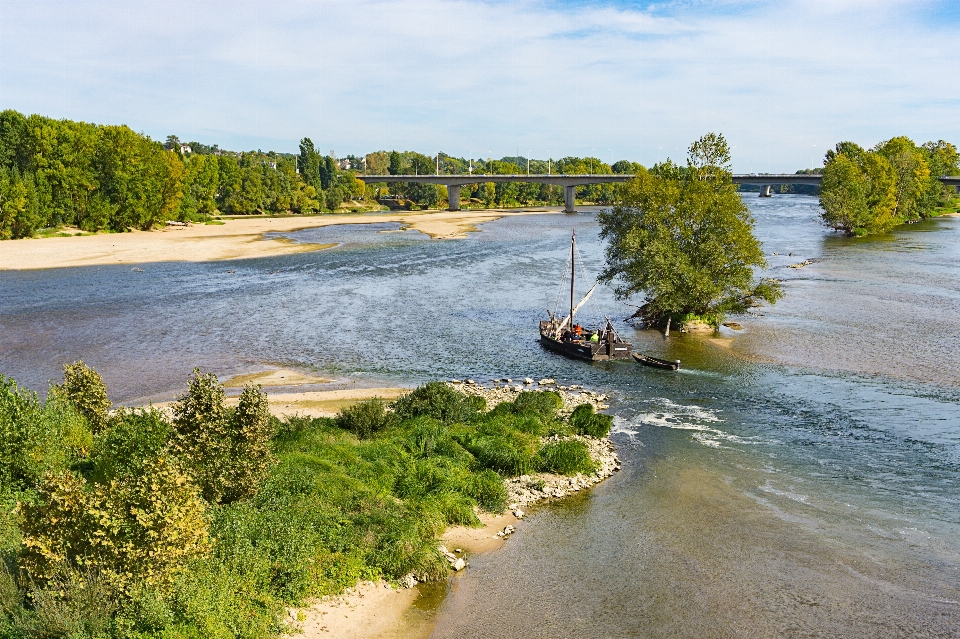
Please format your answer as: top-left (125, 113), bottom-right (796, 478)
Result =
top-left (632, 352), bottom-right (681, 370)
top-left (539, 232), bottom-right (632, 362)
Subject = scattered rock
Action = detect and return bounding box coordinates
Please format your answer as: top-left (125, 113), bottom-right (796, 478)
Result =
top-left (451, 558), bottom-right (466, 571)
top-left (788, 260), bottom-right (812, 269)
top-left (399, 574), bottom-right (417, 589)
top-left (538, 378), bottom-right (556, 385)
top-left (524, 377), bottom-right (534, 385)
top-left (513, 509), bottom-right (525, 519)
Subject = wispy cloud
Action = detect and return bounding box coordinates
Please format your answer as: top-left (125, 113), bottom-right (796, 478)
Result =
top-left (1, 0), bottom-right (957, 171)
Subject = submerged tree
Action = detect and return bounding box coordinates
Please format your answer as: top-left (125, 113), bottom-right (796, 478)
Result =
top-left (597, 133), bottom-right (782, 327)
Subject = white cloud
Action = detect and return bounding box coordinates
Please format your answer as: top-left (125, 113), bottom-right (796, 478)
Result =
top-left (1, 0), bottom-right (957, 171)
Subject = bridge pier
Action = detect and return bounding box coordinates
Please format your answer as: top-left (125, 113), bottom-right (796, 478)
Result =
top-left (564, 185), bottom-right (577, 213)
top-left (447, 184), bottom-right (461, 211)
top-left (759, 185), bottom-right (773, 198)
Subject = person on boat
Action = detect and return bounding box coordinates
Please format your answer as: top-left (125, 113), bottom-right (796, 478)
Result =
top-left (574, 324), bottom-right (583, 338)
top-left (589, 332), bottom-right (599, 343)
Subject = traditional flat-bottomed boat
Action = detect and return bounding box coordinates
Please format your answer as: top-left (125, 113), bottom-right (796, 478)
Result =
top-left (632, 352), bottom-right (681, 370)
top-left (539, 232), bottom-right (633, 362)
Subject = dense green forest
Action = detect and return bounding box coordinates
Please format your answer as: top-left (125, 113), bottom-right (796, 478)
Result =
top-left (819, 137), bottom-right (959, 236)
top-left (0, 365), bottom-right (610, 638)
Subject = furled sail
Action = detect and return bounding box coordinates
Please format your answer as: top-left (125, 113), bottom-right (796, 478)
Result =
top-left (555, 281), bottom-right (598, 332)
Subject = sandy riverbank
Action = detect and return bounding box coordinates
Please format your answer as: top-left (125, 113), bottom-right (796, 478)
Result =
top-left (0, 208), bottom-right (558, 271)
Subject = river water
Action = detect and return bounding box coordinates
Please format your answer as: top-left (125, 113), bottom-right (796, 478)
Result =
top-left (1, 197), bottom-right (959, 637)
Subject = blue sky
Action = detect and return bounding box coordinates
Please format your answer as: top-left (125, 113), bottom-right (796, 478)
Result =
top-left (2, 0), bottom-right (958, 171)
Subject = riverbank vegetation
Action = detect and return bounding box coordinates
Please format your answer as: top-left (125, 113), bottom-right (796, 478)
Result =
top-left (0, 365), bottom-right (608, 638)
top-left (597, 133), bottom-right (782, 329)
top-left (819, 138), bottom-right (959, 236)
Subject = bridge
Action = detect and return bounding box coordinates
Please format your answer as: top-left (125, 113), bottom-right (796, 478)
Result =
top-left (357, 174), bottom-right (960, 213)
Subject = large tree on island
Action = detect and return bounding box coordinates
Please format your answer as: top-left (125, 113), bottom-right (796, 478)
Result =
top-left (597, 133), bottom-right (782, 328)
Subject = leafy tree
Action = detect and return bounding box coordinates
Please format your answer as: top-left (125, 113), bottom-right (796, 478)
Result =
top-left (820, 141), bottom-right (897, 235)
top-left (874, 136), bottom-right (932, 220)
top-left (54, 361), bottom-right (111, 434)
top-left (598, 133), bottom-right (782, 326)
top-left (921, 140), bottom-right (960, 209)
top-left (388, 151), bottom-right (403, 176)
top-left (170, 370), bottom-right (274, 504)
top-left (0, 168), bottom-right (41, 239)
top-left (298, 137), bottom-right (322, 192)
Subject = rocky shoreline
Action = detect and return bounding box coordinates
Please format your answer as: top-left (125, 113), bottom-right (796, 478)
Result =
top-left (447, 379), bottom-right (622, 541)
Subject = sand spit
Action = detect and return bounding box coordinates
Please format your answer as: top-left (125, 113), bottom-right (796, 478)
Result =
top-left (0, 208), bottom-right (556, 270)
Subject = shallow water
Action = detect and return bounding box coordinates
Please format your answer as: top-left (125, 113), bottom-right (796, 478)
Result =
top-left (1, 197), bottom-right (958, 636)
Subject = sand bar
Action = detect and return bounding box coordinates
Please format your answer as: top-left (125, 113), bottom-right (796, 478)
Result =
top-left (0, 208), bottom-right (557, 271)
top-left (149, 386), bottom-right (410, 419)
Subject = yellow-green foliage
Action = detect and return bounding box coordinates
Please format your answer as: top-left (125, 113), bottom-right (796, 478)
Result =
top-left (55, 361), bottom-right (112, 434)
top-left (820, 137), bottom-right (958, 236)
top-left (171, 370), bottom-right (274, 504)
top-left (18, 457), bottom-right (210, 596)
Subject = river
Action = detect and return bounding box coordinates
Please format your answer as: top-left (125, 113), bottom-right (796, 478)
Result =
top-left (1, 196), bottom-right (958, 637)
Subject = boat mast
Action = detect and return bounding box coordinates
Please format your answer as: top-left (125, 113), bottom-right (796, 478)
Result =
top-left (569, 232), bottom-right (576, 328)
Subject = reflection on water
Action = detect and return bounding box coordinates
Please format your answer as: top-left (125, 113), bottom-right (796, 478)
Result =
top-left (1, 198), bottom-right (959, 636)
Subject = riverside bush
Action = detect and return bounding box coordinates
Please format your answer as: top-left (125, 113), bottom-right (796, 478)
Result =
top-left (535, 440), bottom-right (597, 475)
top-left (171, 370), bottom-right (275, 504)
top-left (569, 404), bottom-right (614, 438)
top-left (55, 360), bottom-right (112, 434)
top-left (335, 397), bottom-right (399, 438)
top-left (392, 382), bottom-right (478, 423)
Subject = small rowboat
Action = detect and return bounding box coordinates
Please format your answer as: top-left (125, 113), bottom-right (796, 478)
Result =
top-left (632, 352), bottom-right (681, 370)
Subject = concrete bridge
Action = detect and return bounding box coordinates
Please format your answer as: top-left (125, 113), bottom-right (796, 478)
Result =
top-left (357, 173), bottom-right (960, 212)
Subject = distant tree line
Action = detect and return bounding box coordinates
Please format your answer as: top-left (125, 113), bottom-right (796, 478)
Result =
top-left (0, 111), bottom-right (365, 239)
top-left (820, 137), bottom-right (959, 236)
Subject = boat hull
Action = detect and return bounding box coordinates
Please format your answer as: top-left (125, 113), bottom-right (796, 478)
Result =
top-left (632, 352), bottom-right (681, 370)
top-left (539, 324), bottom-right (632, 362)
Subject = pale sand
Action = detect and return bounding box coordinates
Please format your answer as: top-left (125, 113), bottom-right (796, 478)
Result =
top-left (222, 368), bottom-right (332, 388)
top-left (148, 386), bottom-right (409, 418)
top-left (287, 580), bottom-right (427, 639)
top-left (0, 208), bottom-right (556, 271)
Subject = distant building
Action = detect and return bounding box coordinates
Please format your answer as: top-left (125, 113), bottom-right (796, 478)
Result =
top-left (338, 158), bottom-right (352, 170)
top-left (179, 144), bottom-right (192, 155)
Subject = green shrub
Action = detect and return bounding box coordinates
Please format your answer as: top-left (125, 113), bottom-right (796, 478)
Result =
top-left (55, 360), bottom-right (112, 434)
top-left (335, 397), bottom-right (399, 439)
top-left (463, 432), bottom-right (537, 477)
top-left (392, 382), bottom-right (477, 424)
top-left (534, 440), bottom-right (596, 475)
top-left (463, 469), bottom-right (507, 512)
top-left (22, 566), bottom-right (118, 638)
top-left (91, 407), bottom-right (171, 482)
top-left (0, 376), bottom-right (90, 492)
top-left (511, 390), bottom-right (562, 417)
top-left (569, 404), bottom-right (613, 438)
top-left (171, 370), bottom-right (275, 504)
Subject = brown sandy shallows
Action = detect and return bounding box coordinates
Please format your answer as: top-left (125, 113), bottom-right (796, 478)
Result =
top-left (222, 368), bottom-right (332, 388)
top-left (0, 208), bottom-right (557, 271)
